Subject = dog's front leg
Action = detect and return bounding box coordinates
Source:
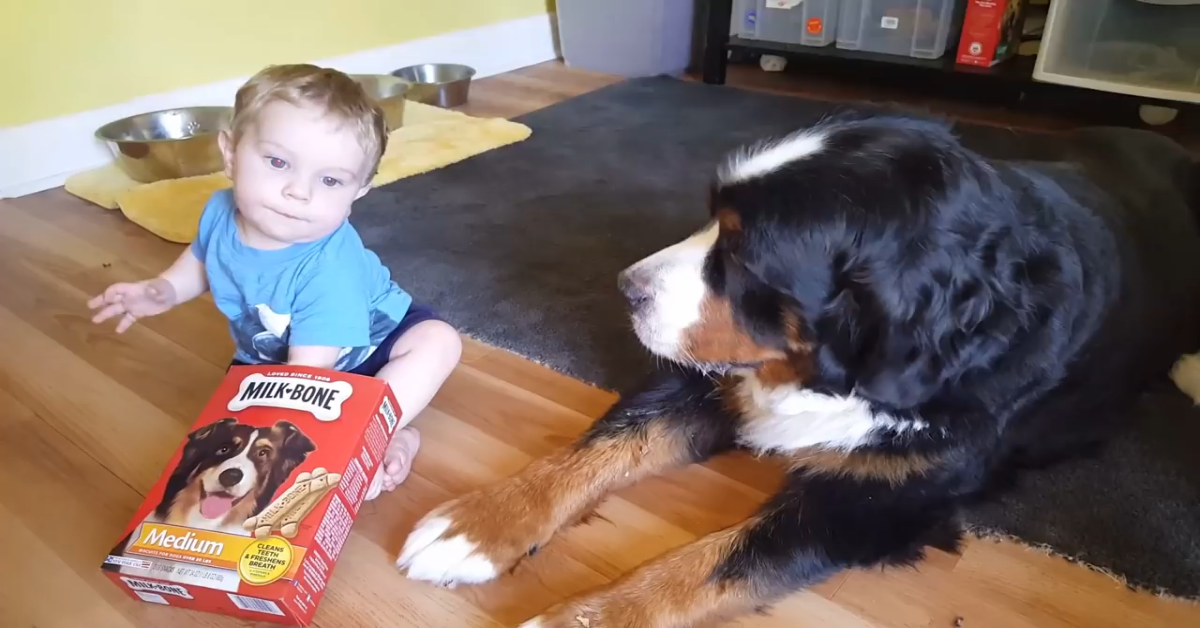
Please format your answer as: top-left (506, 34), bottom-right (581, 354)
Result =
top-left (521, 471), bottom-right (961, 628)
top-left (398, 370), bottom-right (736, 587)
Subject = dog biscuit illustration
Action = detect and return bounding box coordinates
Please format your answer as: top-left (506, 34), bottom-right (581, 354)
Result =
top-left (243, 468), bottom-right (341, 539)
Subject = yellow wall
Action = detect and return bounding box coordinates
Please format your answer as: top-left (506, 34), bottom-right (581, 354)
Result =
top-left (0, 0), bottom-right (554, 127)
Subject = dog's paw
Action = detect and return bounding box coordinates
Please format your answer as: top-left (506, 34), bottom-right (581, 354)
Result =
top-left (397, 483), bottom-right (560, 588)
top-left (518, 611), bottom-right (603, 628)
top-left (1170, 353), bottom-right (1200, 404)
top-left (518, 595), bottom-right (628, 628)
top-left (519, 579), bottom-right (652, 628)
top-left (396, 514), bottom-right (499, 587)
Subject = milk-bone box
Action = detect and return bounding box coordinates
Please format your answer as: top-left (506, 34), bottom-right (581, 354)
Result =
top-left (101, 365), bottom-right (401, 625)
top-left (956, 0), bottom-right (1025, 68)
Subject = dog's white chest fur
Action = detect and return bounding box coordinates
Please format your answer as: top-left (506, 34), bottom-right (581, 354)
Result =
top-left (732, 370), bottom-right (926, 454)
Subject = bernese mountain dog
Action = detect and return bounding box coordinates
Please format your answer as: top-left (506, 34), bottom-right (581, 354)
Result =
top-left (398, 114), bottom-right (1200, 627)
top-left (104, 418), bottom-right (314, 584)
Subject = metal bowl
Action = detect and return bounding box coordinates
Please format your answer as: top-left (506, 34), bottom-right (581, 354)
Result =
top-left (392, 63), bottom-right (476, 108)
top-left (351, 73), bottom-right (410, 132)
top-left (95, 106), bottom-right (232, 183)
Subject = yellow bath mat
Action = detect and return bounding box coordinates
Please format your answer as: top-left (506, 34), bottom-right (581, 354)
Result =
top-left (65, 102), bottom-right (532, 243)
top-left (117, 172), bottom-right (233, 243)
top-left (63, 163), bottom-right (139, 210)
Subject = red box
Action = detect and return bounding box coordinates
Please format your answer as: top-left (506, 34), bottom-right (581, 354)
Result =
top-left (101, 365), bottom-right (401, 625)
top-left (956, 0), bottom-right (1025, 67)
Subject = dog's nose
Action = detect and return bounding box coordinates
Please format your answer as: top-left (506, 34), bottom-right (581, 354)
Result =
top-left (618, 270), bottom-right (651, 308)
top-left (219, 468), bottom-right (243, 488)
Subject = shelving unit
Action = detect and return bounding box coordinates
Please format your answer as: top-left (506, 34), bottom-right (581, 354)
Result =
top-left (701, 0), bottom-right (1195, 125)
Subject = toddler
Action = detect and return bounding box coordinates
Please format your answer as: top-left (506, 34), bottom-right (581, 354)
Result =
top-left (88, 64), bottom-right (462, 500)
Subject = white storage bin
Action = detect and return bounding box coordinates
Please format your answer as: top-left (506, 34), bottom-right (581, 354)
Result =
top-left (743, 0), bottom-right (840, 47)
top-left (556, 0), bottom-right (695, 77)
top-left (1033, 0), bottom-right (1200, 104)
top-left (837, 0), bottom-right (960, 59)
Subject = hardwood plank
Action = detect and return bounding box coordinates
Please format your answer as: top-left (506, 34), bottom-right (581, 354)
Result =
top-left (0, 198), bottom-right (235, 368)
top-left (469, 344), bottom-right (618, 417)
top-left (0, 388), bottom-right (225, 627)
top-left (0, 505), bottom-right (139, 628)
top-left (951, 539), bottom-right (1199, 627)
top-left (0, 302), bottom-right (193, 492)
top-left (0, 240), bottom-right (224, 421)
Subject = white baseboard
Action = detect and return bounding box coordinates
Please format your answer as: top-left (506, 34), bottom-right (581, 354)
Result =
top-left (0, 13), bottom-right (559, 199)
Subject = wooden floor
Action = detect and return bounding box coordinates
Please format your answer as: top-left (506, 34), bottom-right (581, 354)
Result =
top-left (2, 61), bottom-right (1197, 628)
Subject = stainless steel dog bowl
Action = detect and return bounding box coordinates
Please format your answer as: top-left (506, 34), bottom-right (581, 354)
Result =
top-left (351, 73), bottom-right (410, 132)
top-left (95, 106), bottom-right (232, 183)
top-left (392, 63), bottom-right (476, 108)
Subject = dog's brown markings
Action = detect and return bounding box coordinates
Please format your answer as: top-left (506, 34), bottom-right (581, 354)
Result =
top-left (251, 436), bottom-right (275, 461)
top-left (720, 358), bottom-right (812, 419)
top-left (755, 357), bottom-right (812, 387)
top-left (789, 447), bottom-right (940, 485)
top-left (527, 517), bottom-right (772, 628)
top-left (681, 296), bottom-right (813, 368)
top-left (410, 421), bottom-right (693, 576)
top-left (782, 309), bottom-right (810, 353)
top-left (681, 295), bottom-right (785, 365)
top-left (715, 207), bottom-right (742, 233)
top-left (165, 484), bottom-right (203, 526)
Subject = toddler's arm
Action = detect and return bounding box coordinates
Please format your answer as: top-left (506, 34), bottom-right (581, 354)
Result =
top-left (287, 345), bottom-right (342, 370)
top-left (159, 244), bottom-right (209, 304)
top-left (88, 245), bottom-right (209, 332)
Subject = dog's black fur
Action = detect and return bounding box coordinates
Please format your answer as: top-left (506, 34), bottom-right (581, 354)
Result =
top-left (593, 116), bottom-right (1200, 604)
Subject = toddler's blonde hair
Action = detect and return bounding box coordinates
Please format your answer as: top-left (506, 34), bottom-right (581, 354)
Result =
top-left (230, 64), bottom-right (388, 180)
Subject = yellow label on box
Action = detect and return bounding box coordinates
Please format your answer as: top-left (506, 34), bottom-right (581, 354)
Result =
top-left (238, 536), bottom-right (295, 586)
top-left (128, 522), bottom-right (304, 582)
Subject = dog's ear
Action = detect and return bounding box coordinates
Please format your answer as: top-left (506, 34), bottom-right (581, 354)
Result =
top-left (178, 418), bottom-right (236, 471)
top-left (179, 418), bottom-right (238, 474)
top-left (189, 417), bottom-right (237, 442)
top-left (808, 249), bottom-right (1024, 410)
top-left (254, 421), bottom-right (317, 514)
top-left (272, 420), bottom-right (316, 477)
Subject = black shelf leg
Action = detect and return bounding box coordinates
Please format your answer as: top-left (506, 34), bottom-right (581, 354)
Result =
top-left (703, 0), bottom-right (733, 85)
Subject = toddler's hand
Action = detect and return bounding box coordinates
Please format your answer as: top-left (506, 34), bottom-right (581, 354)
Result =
top-left (88, 278), bottom-right (178, 333)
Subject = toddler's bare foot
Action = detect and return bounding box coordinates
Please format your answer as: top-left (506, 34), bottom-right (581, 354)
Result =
top-left (365, 427), bottom-right (421, 501)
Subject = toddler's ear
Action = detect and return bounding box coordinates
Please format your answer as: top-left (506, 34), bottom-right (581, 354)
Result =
top-left (218, 130), bottom-right (235, 179)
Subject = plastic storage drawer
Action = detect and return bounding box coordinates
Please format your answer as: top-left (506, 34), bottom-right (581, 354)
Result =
top-left (741, 0), bottom-right (841, 47)
top-left (731, 0), bottom-right (756, 37)
top-left (837, 0), bottom-right (960, 59)
top-left (1033, 0), bottom-right (1200, 105)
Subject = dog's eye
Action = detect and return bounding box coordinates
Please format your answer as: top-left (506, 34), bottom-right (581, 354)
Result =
top-left (216, 446), bottom-right (230, 455)
top-left (257, 449), bottom-right (269, 458)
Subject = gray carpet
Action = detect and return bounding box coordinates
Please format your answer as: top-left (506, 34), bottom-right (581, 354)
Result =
top-left (352, 76), bottom-right (1200, 599)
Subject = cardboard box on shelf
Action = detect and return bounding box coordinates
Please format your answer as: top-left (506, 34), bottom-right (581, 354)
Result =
top-left (957, 0), bottom-right (1026, 67)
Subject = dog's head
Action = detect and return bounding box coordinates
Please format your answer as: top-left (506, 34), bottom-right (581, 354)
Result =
top-left (157, 418), bottom-right (316, 521)
top-left (620, 115), bottom-right (1055, 410)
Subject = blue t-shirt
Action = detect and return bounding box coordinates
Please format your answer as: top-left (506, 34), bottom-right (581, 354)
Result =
top-left (191, 189), bottom-right (413, 371)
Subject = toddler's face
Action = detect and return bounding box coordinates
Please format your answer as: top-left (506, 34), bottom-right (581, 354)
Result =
top-left (220, 100), bottom-right (372, 247)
